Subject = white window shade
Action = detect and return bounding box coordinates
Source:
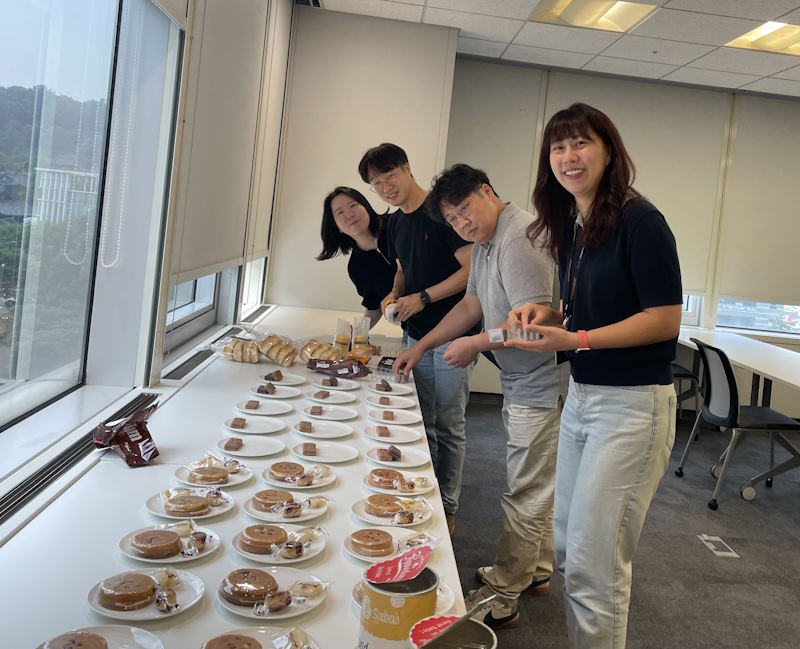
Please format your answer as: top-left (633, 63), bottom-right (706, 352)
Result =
top-left (247, 0), bottom-right (293, 262)
top-left (717, 95), bottom-right (800, 305)
top-left (152, 0), bottom-right (188, 29)
top-left (170, 0), bottom-right (268, 284)
top-left (545, 72), bottom-right (731, 296)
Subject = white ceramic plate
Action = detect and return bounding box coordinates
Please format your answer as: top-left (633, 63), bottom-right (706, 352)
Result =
top-left (350, 497), bottom-right (433, 527)
top-left (243, 496), bottom-right (328, 524)
top-left (352, 582), bottom-right (454, 616)
top-left (361, 472), bottom-right (435, 496)
top-left (36, 626), bottom-right (164, 649)
top-left (304, 390), bottom-right (357, 405)
top-left (292, 420), bottom-right (353, 440)
top-left (303, 405), bottom-right (358, 421)
top-left (235, 400), bottom-right (293, 416)
top-left (250, 385), bottom-right (302, 399)
top-left (257, 372), bottom-right (306, 386)
top-left (365, 394), bottom-right (417, 409)
top-left (311, 377), bottom-right (360, 391)
top-left (343, 526), bottom-right (431, 564)
top-left (216, 567), bottom-right (326, 620)
top-left (366, 382), bottom-right (415, 396)
top-left (366, 446), bottom-right (430, 469)
top-left (174, 465), bottom-right (252, 488)
top-left (223, 417), bottom-right (284, 435)
top-left (216, 436), bottom-right (285, 458)
top-left (232, 524), bottom-right (326, 564)
top-left (201, 627), bottom-right (320, 649)
top-left (145, 488), bottom-right (235, 520)
top-left (292, 442), bottom-right (358, 464)
top-left (363, 424), bottom-right (423, 444)
top-left (367, 409), bottom-right (422, 425)
top-left (119, 525), bottom-right (221, 563)
top-left (88, 568), bottom-right (204, 621)
top-left (261, 465), bottom-right (336, 490)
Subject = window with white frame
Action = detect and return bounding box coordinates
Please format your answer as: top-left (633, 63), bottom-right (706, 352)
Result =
top-left (717, 298), bottom-right (800, 335)
top-left (240, 256), bottom-right (266, 316)
top-left (681, 294), bottom-right (702, 327)
top-left (0, 0), bottom-right (117, 428)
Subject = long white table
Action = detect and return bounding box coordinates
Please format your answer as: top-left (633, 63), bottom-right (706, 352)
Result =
top-left (679, 327), bottom-right (800, 407)
top-left (3, 308), bottom-right (463, 648)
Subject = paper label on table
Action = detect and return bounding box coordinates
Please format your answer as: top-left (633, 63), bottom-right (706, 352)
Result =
top-left (409, 615), bottom-right (459, 646)
top-left (366, 546), bottom-right (432, 584)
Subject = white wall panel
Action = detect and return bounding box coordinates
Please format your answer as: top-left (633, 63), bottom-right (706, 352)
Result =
top-left (545, 72), bottom-right (731, 296)
top-left (445, 58), bottom-right (546, 210)
top-left (717, 95), bottom-right (800, 305)
top-left (170, 0), bottom-right (267, 283)
top-left (266, 7), bottom-right (456, 309)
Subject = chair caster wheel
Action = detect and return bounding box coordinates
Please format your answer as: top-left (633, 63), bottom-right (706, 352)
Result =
top-left (708, 499), bottom-right (718, 510)
top-left (766, 478), bottom-right (773, 488)
top-left (740, 485), bottom-right (756, 501)
top-left (675, 467), bottom-right (684, 477)
top-left (710, 465), bottom-right (721, 479)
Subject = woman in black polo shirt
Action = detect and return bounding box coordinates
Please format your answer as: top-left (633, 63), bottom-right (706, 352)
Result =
top-left (507, 103), bottom-right (682, 649)
top-left (317, 187), bottom-right (396, 328)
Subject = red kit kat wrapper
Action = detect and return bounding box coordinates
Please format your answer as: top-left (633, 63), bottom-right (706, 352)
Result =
top-left (93, 403), bottom-right (160, 466)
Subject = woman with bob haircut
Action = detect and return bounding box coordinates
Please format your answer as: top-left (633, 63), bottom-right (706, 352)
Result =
top-left (317, 186), bottom-right (396, 328)
top-left (506, 103), bottom-right (682, 648)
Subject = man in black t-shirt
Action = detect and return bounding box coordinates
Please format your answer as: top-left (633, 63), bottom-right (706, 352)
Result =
top-left (358, 143), bottom-right (476, 534)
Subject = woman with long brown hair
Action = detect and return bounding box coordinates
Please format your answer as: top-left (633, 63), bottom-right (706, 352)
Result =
top-left (506, 103), bottom-right (682, 648)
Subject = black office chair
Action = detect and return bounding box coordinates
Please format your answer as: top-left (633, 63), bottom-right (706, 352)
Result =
top-left (674, 337), bottom-right (800, 510)
top-left (671, 361), bottom-right (700, 426)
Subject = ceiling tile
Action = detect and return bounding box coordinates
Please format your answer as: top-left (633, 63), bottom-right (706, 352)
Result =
top-left (427, 0), bottom-right (539, 21)
top-left (423, 7), bottom-right (523, 41)
top-left (601, 35), bottom-right (715, 65)
top-left (582, 56), bottom-right (677, 79)
top-left (632, 8), bottom-right (760, 46)
top-left (502, 44), bottom-right (593, 69)
top-left (773, 64), bottom-right (800, 81)
top-left (663, 0), bottom-right (800, 21)
top-left (688, 47), bottom-right (798, 75)
top-left (514, 21), bottom-right (620, 55)
top-left (740, 77), bottom-right (800, 97)
top-left (457, 36), bottom-right (508, 58)
top-left (321, 0), bottom-right (423, 22)
top-left (663, 66), bottom-right (760, 88)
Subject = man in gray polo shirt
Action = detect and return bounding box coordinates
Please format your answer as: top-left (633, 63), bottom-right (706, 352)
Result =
top-left (393, 164), bottom-right (561, 630)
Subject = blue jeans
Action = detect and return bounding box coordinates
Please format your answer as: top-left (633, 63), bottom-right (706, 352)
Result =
top-left (407, 334), bottom-right (472, 514)
top-left (555, 378), bottom-right (676, 649)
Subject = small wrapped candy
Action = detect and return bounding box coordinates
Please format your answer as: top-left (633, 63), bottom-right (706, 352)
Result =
top-left (153, 568), bottom-right (181, 588)
top-left (392, 511), bottom-right (414, 525)
top-left (205, 488), bottom-right (225, 506)
top-left (155, 588), bottom-right (178, 613)
top-left (188, 531), bottom-right (207, 552)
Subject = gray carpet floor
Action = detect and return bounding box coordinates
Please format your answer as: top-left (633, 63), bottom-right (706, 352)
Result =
top-left (452, 394), bottom-right (800, 649)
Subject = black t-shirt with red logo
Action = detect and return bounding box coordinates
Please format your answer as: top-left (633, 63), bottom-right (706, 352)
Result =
top-left (387, 204), bottom-right (479, 340)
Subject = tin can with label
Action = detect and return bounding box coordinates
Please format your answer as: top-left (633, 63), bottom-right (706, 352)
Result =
top-left (357, 567), bottom-right (439, 649)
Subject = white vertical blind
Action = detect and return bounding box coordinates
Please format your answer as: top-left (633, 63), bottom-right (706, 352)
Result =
top-left (717, 94), bottom-right (800, 305)
top-left (152, 0), bottom-right (187, 29)
top-left (446, 58), bottom-right (546, 211)
top-left (170, 0), bottom-right (268, 283)
top-left (545, 72), bottom-right (731, 295)
top-left (266, 7), bottom-right (457, 310)
top-left (247, 0), bottom-right (293, 261)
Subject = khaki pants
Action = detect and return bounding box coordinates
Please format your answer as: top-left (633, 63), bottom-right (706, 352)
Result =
top-left (482, 400), bottom-right (560, 601)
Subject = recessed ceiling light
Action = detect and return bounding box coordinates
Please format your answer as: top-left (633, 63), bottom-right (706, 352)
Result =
top-left (529, 0), bottom-right (658, 32)
top-left (726, 21), bottom-right (800, 56)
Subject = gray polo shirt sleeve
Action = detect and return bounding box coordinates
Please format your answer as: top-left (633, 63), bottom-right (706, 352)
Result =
top-left (498, 232), bottom-right (555, 309)
top-left (466, 243), bottom-right (480, 297)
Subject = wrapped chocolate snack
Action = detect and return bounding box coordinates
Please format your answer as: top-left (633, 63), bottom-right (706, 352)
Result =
top-left (306, 358), bottom-right (371, 379)
top-left (92, 403), bottom-right (159, 467)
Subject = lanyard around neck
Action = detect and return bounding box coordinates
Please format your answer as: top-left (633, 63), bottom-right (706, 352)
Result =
top-left (562, 219), bottom-right (584, 330)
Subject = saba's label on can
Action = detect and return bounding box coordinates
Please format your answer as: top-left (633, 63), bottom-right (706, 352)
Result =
top-left (357, 566), bottom-right (438, 649)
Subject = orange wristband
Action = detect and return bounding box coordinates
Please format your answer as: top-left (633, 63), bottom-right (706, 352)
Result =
top-left (577, 329), bottom-right (590, 350)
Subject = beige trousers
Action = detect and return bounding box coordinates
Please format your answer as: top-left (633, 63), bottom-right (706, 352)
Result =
top-left (482, 400), bottom-right (561, 601)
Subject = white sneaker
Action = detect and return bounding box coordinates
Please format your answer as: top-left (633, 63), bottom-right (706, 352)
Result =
top-left (464, 585), bottom-right (519, 630)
